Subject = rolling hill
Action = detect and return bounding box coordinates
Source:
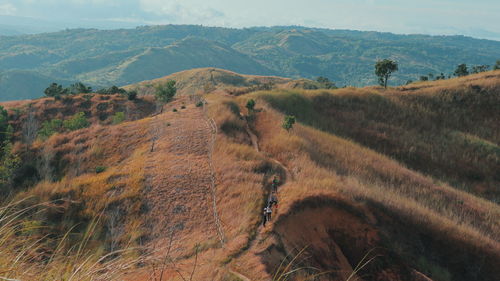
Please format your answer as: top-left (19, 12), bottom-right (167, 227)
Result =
top-left (1, 25), bottom-right (500, 101)
top-left (0, 69), bottom-right (498, 280)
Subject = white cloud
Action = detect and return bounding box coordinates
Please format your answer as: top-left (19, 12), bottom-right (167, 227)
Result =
top-left (0, 2), bottom-right (16, 15)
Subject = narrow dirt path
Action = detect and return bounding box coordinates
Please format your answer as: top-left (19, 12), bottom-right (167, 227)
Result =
top-left (143, 100), bottom-right (219, 256)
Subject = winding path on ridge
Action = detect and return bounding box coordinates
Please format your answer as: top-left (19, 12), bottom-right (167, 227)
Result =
top-left (228, 114), bottom-right (294, 279)
top-left (142, 98), bottom-right (223, 257)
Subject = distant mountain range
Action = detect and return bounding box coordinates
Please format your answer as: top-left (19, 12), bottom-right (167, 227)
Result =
top-left (1, 24), bottom-right (500, 101)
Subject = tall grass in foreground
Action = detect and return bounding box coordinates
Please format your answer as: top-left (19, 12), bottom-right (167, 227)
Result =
top-left (0, 199), bottom-right (141, 281)
top-left (272, 246), bottom-right (378, 281)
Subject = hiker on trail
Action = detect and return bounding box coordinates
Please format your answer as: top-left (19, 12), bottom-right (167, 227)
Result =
top-left (263, 206), bottom-right (269, 226)
top-left (265, 205), bottom-right (272, 222)
top-left (272, 176), bottom-right (280, 192)
top-left (269, 193), bottom-right (278, 208)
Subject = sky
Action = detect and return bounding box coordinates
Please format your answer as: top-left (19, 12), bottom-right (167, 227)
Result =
top-left (0, 0), bottom-right (499, 40)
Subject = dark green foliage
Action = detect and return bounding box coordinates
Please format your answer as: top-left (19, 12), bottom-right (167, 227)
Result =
top-left (0, 106), bottom-right (8, 143)
top-left (420, 76), bottom-right (429, 81)
top-left (155, 80), bottom-right (177, 103)
top-left (454, 64), bottom-right (469, 77)
top-left (95, 166), bottom-right (106, 174)
top-left (0, 140), bottom-right (21, 190)
top-left (435, 73), bottom-right (446, 80)
top-left (127, 91), bottom-right (137, 101)
top-left (494, 60), bottom-right (500, 70)
top-left (196, 101), bottom-right (204, 107)
top-left (39, 119), bottom-right (63, 140)
top-left (172, 108), bottom-right (178, 112)
top-left (282, 115), bottom-right (296, 131)
top-left (316, 77), bottom-right (336, 89)
top-left (69, 82), bottom-right (92, 94)
top-left (246, 99), bottom-right (256, 112)
top-left (63, 112), bottom-right (89, 131)
top-left (96, 86), bottom-right (126, 95)
top-left (470, 65), bottom-right (489, 74)
top-left (375, 59), bottom-right (398, 88)
top-left (44, 83), bottom-right (68, 97)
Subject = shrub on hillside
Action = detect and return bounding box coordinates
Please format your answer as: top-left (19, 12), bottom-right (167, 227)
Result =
top-left (454, 64), bottom-right (469, 77)
top-left (44, 83), bottom-right (68, 97)
top-left (246, 99), bottom-right (256, 112)
top-left (112, 112), bottom-right (125, 124)
top-left (39, 119), bottom-right (63, 140)
top-left (95, 166), bottom-right (106, 174)
top-left (96, 86), bottom-right (127, 95)
top-left (494, 60), bottom-right (500, 70)
top-left (63, 112), bottom-right (89, 131)
top-left (155, 80), bottom-right (177, 103)
top-left (127, 91), bottom-right (138, 101)
top-left (68, 82), bottom-right (92, 94)
top-left (282, 115), bottom-right (296, 132)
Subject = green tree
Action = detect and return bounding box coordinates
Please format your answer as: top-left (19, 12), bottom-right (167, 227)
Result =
top-left (112, 112), bottom-right (125, 124)
top-left (69, 82), bottom-right (92, 94)
top-left (0, 106), bottom-right (8, 143)
top-left (0, 140), bottom-right (21, 190)
top-left (39, 119), bottom-right (63, 140)
top-left (155, 81), bottom-right (177, 103)
top-left (127, 91), bottom-right (138, 101)
top-left (44, 83), bottom-right (68, 97)
top-left (471, 65), bottom-right (489, 74)
top-left (97, 86), bottom-right (126, 95)
top-left (495, 60), bottom-right (500, 70)
top-left (435, 73), bottom-right (446, 80)
top-left (63, 112), bottom-right (89, 131)
top-left (246, 99), bottom-right (256, 112)
top-left (282, 115), bottom-right (296, 132)
top-left (454, 64), bottom-right (469, 77)
top-left (316, 77), bottom-right (336, 89)
top-left (375, 59), bottom-right (398, 88)
top-left (420, 76), bottom-right (429, 81)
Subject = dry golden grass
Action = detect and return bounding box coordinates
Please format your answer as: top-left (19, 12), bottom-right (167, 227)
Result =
top-left (2, 71), bottom-right (499, 281)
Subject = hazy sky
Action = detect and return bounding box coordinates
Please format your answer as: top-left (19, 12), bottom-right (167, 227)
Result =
top-left (0, 0), bottom-right (499, 40)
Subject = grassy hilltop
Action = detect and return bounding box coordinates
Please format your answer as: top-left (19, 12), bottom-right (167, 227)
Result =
top-left (0, 68), bottom-right (498, 280)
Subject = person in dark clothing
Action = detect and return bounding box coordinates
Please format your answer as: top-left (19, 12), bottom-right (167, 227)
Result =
top-left (272, 176), bottom-right (279, 192)
top-left (263, 206), bottom-right (268, 226)
top-left (269, 193), bottom-right (278, 208)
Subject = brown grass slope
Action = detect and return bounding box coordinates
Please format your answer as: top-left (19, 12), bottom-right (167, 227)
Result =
top-left (207, 72), bottom-right (499, 281)
top-left (0, 70), bottom-right (498, 281)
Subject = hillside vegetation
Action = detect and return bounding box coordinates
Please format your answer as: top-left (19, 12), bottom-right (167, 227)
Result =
top-left (0, 69), bottom-right (498, 281)
top-left (2, 25), bottom-right (500, 100)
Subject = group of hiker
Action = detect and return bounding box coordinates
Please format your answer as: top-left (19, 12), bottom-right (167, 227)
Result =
top-left (263, 176), bottom-right (280, 227)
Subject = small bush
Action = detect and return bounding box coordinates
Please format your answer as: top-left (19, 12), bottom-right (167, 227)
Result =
top-left (196, 101), bottom-right (204, 107)
top-left (282, 115), bottom-right (296, 131)
top-left (173, 108), bottom-right (178, 112)
top-left (39, 119), bottom-right (63, 140)
top-left (155, 80), bottom-right (177, 103)
top-left (63, 112), bottom-right (90, 131)
top-left (246, 99), bottom-right (256, 112)
top-left (95, 166), bottom-right (106, 174)
top-left (112, 112), bottom-right (125, 124)
top-left (127, 91), bottom-right (137, 101)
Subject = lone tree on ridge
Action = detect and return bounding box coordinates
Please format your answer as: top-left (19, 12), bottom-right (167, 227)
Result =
top-left (375, 59), bottom-right (398, 88)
